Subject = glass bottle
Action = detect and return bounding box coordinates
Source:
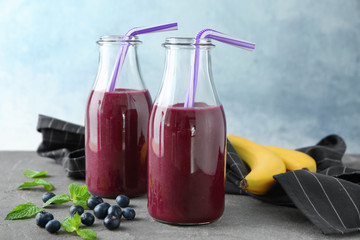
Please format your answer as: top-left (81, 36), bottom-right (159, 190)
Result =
top-left (147, 38), bottom-right (226, 224)
top-left (85, 35), bottom-right (152, 198)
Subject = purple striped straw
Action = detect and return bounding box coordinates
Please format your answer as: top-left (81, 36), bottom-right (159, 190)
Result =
top-left (184, 29), bottom-right (255, 108)
top-left (108, 22), bottom-right (178, 92)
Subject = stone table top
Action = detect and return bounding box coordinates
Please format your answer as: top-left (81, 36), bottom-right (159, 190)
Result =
top-left (0, 151), bottom-right (359, 240)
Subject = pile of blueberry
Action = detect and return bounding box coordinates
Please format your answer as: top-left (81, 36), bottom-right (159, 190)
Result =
top-left (87, 194), bottom-right (136, 230)
top-left (36, 192), bottom-right (136, 234)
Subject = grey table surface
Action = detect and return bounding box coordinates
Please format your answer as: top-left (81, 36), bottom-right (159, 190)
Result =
top-left (1, 151), bottom-right (360, 240)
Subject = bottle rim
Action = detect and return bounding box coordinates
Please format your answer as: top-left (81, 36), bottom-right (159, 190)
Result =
top-left (97, 35), bottom-right (142, 45)
top-left (162, 37), bottom-right (215, 48)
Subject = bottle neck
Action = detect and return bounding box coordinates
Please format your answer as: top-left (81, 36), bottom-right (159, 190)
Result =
top-left (156, 38), bottom-right (220, 108)
top-left (93, 36), bottom-right (145, 92)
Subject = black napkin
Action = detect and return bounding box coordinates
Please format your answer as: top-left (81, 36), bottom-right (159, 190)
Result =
top-left (226, 134), bottom-right (360, 235)
top-left (37, 115), bottom-right (360, 234)
top-left (37, 115), bottom-right (85, 178)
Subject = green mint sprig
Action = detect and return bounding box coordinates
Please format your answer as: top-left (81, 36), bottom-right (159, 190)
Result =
top-left (23, 169), bottom-right (48, 178)
top-left (6, 183), bottom-right (91, 221)
top-left (17, 179), bottom-right (54, 191)
top-left (5, 202), bottom-right (44, 220)
top-left (61, 213), bottom-right (97, 240)
top-left (69, 183), bottom-right (91, 208)
top-left (43, 183), bottom-right (91, 209)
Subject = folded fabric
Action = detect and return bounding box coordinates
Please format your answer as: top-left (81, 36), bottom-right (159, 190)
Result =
top-left (37, 114), bottom-right (360, 234)
top-left (275, 169), bottom-right (360, 234)
top-left (37, 115), bottom-right (85, 178)
top-left (226, 134), bottom-right (360, 234)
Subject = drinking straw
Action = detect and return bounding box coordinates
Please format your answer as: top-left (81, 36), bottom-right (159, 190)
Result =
top-left (184, 29), bottom-right (255, 108)
top-left (108, 22), bottom-right (178, 92)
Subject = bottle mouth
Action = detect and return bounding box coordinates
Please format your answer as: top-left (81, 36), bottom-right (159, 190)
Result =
top-left (163, 37), bottom-right (215, 48)
top-left (97, 35), bottom-right (142, 45)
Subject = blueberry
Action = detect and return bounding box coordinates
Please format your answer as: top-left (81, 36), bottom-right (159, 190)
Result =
top-left (36, 212), bottom-right (54, 228)
top-left (87, 196), bottom-right (103, 210)
top-left (93, 202), bottom-right (110, 219)
top-left (122, 208), bottom-right (136, 220)
top-left (81, 212), bottom-right (95, 226)
top-left (115, 195), bottom-right (129, 208)
top-left (45, 219), bottom-right (61, 233)
top-left (104, 214), bottom-right (120, 230)
top-left (107, 205), bottom-right (122, 218)
top-left (69, 205), bottom-right (84, 216)
top-left (42, 192), bottom-right (56, 203)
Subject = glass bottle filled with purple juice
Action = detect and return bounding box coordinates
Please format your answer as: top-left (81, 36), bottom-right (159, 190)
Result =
top-left (85, 36), bottom-right (152, 198)
top-left (147, 38), bottom-right (226, 225)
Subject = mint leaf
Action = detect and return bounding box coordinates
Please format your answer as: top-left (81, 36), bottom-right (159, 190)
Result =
top-left (5, 202), bottom-right (43, 220)
top-left (78, 185), bottom-right (91, 199)
top-left (23, 169), bottom-right (48, 178)
top-left (73, 199), bottom-right (88, 209)
top-left (76, 228), bottom-right (97, 240)
top-left (61, 213), bottom-right (81, 232)
top-left (17, 179), bottom-right (54, 191)
top-left (68, 183), bottom-right (91, 209)
top-left (43, 194), bottom-right (71, 207)
top-left (69, 183), bottom-right (80, 200)
top-left (61, 217), bottom-right (77, 232)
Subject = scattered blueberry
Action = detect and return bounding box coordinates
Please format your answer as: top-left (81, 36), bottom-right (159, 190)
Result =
top-left (81, 212), bottom-right (95, 226)
top-left (93, 202), bottom-right (110, 219)
top-left (42, 192), bottom-right (56, 203)
top-left (36, 212), bottom-right (54, 228)
top-left (122, 208), bottom-right (136, 220)
top-left (87, 196), bottom-right (103, 210)
top-left (104, 214), bottom-right (120, 230)
top-left (69, 205), bottom-right (84, 216)
top-left (45, 219), bottom-right (61, 233)
top-left (107, 205), bottom-right (122, 218)
top-left (115, 195), bottom-right (129, 208)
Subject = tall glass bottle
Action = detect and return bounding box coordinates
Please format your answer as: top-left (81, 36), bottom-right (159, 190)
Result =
top-left (147, 38), bottom-right (226, 224)
top-left (85, 36), bottom-right (152, 198)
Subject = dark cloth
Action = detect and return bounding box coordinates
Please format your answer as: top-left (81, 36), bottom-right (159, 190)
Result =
top-left (36, 115), bottom-right (85, 178)
top-left (37, 115), bottom-right (360, 234)
top-left (226, 134), bottom-right (360, 235)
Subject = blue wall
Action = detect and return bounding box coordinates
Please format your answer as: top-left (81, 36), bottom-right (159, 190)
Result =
top-left (0, 0), bottom-right (359, 153)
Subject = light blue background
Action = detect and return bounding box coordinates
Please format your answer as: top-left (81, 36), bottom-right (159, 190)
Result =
top-left (0, 0), bottom-right (359, 153)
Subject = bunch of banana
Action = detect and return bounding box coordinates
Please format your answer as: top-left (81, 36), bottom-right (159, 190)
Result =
top-left (227, 134), bottom-right (286, 195)
top-left (227, 134), bottom-right (317, 195)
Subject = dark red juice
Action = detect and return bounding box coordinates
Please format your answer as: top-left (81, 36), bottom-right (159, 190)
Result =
top-left (147, 103), bottom-right (226, 224)
top-left (85, 88), bottom-right (152, 198)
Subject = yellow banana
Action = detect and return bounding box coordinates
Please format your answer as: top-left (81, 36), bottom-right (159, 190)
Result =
top-left (263, 146), bottom-right (317, 172)
top-left (227, 134), bottom-right (286, 195)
